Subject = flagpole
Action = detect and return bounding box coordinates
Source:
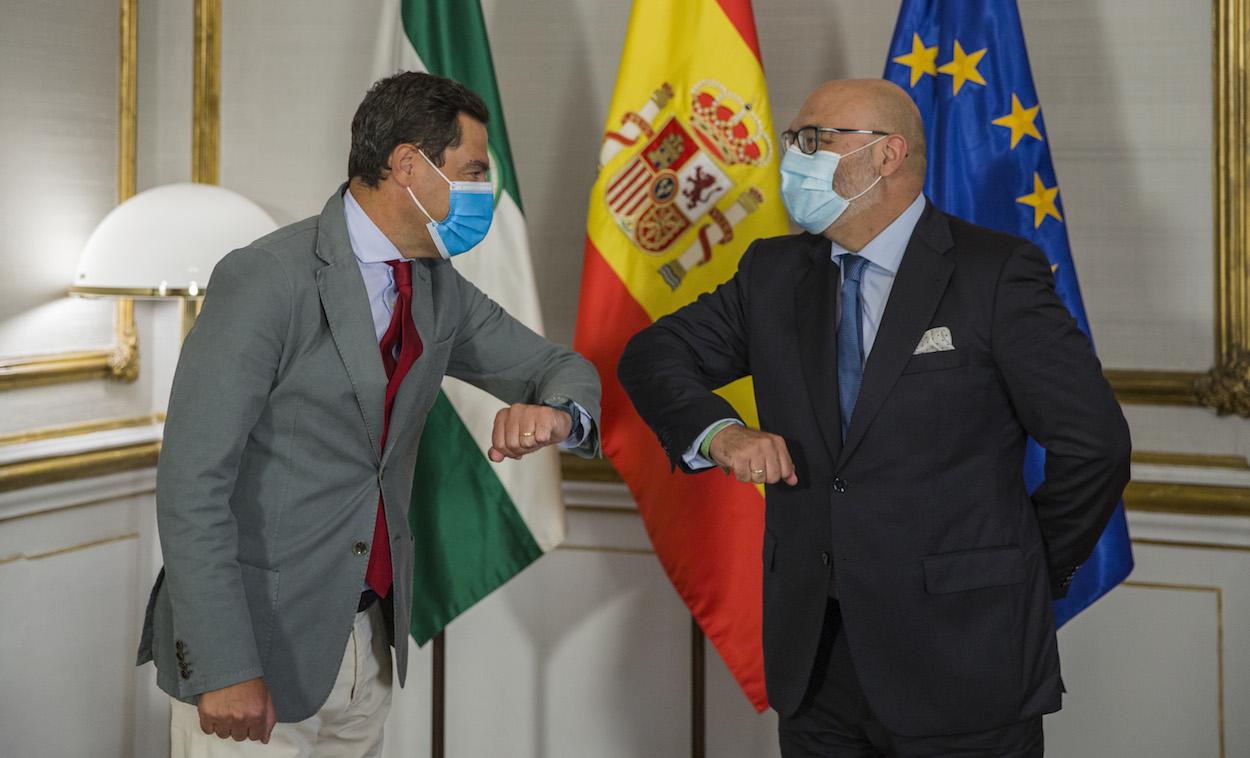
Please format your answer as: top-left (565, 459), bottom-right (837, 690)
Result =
top-left (691, 616), bottom-right (705, 758)
top-left (432, 630), bottom-right (445, 758)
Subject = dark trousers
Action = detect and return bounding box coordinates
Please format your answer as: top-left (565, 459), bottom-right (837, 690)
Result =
top-left (778, 602), bottom-right (1044, 758)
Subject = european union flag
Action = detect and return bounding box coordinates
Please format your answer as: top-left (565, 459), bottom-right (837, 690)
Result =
top-left (884, 0), bottom-right (1133, 627)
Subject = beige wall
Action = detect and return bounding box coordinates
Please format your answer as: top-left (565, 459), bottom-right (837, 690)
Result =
top-left (0, 1), bottom-right (1246, 756)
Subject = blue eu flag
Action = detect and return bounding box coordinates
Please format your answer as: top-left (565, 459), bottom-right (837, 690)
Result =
top-left (884, 0), bottom-right (1133, 627)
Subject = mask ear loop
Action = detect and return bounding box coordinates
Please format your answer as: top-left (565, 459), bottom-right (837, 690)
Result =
top-left (406, 147), bottom-right (454, 223)
top-left (841, 135), bottom-right (888, 202)
top-left (405, 186), bottom-right (436, 223)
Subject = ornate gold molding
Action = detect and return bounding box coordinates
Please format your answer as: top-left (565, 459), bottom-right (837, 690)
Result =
top-left (1103, 0), bottom-right (1249, 417)
top-left (1124, 480), bottom-right (1250, 518)
top-left (118, 0), bottom-right (137, 203)
top-left (0, 300), bottom-right (139, 390)
top-left (0, 441), bottom-right (160, 494)
top-left (1132, 450), bottom-right (1250, 470)
top-left (1201, 0), bottom-right (1250, 419)
top-left (192, 0), bottom-right (221, 184)
top-left (1197, 347), bottom-right (1250, 417)
top-left (0, 413), bottom-right (162, 447)
top-left (1105, 370), bottom-right (1203, 407)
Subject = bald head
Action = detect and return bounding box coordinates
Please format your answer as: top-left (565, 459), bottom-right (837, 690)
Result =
top-left (785, 79), bottom-right (927, 247)
top-left (790, 79), bottom-right (927, 179)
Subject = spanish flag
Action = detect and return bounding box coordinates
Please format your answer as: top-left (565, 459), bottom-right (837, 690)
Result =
top-left (574, 0), bottom-right (788, 711)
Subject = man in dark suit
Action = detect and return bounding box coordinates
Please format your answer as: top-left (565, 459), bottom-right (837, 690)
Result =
top-left (617, 79), bottom-right (1130, 757)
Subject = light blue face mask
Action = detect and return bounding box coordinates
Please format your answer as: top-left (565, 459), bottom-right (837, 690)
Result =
top-left (406, 149), bottom-right (494, 259)
top-left (779, 137), bottom-right (885, 234)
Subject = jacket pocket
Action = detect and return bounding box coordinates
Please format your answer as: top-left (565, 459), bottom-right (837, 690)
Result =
top-left (922, 545), bottom-right (1024, 594)
top-left (238, 562), bottom-right (280, 661)
top-left (901, 349), bottom-right (967, 374)
top-left (762, 529), bottom-right (777, 572)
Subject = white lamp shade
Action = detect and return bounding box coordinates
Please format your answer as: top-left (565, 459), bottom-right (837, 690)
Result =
top-left (71, 182), bottom-right (278, 297)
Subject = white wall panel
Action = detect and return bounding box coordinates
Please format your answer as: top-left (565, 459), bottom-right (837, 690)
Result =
top-left (1050, 580), bottom-right (1223, 756)
top-left (0, 473), bottom-right (163, 757)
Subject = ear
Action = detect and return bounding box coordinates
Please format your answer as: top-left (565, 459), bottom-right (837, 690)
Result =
top-left (879, 134), bottom-right (909, 178)
top-left (387, 143), bottom-right (420, 186)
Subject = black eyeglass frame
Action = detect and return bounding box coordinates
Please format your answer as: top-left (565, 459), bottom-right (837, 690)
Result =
top-left (781, 126), bottom-right (891, 155)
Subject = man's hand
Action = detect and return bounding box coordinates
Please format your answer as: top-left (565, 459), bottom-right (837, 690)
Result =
top-left (708, 425), bottom-right (799, 486)
top-left (197, 677), bottom-right (277, 743)
top-left (488, 403), bottom-right (573, 462)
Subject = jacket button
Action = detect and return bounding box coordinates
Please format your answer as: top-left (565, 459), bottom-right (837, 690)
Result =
top-left (175, 640), bottom-right (185, 651)
top-left (821, 551), bottom-right (831, 566)
top-left (353, 541), bottom-right (369, 556)
top-left (832, 478), bottom-right (847, 493)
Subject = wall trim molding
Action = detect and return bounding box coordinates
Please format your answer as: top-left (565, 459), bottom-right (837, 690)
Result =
top-left (561, 455), bottom-right (1250, 517)
top-left (1119, 580), bottom-right (1225, 757)
top-left (0, 419), bottom-right (162, 495)
top-left (0, 413), bottom-right (163, 447)
top-left (0, 532), bottom-right (139, 567)
top-left (0, 442), bottom-right (160, 495)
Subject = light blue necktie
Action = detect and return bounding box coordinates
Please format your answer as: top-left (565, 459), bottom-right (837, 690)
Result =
top-left (838, 255), bottom-right (869, 441)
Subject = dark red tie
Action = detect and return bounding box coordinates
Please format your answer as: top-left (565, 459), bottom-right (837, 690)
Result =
top-left (365, 259), bottom-right (424, 598)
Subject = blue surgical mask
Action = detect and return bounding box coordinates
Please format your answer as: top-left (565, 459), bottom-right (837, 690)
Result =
top-left (779, 138), bottom-right (885, 234)
top-left (406, 149), bottom-right (494, 259)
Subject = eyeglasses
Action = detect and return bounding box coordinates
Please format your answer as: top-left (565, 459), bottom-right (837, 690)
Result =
top-left (780, 126), bottom-right (891, 155)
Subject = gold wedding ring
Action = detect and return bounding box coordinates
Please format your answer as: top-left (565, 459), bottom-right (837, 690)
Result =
top-left (521, 431), bottom-right (535, 438)
top-left (751, 468), bottom-right (766, 480)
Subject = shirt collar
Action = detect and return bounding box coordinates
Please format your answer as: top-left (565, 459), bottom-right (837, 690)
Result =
top-left (830, 192), bottom-right (926, 274)
top-left (343, 187), bottom-right (404, 264)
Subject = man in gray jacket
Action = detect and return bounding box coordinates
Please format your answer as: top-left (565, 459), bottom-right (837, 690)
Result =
top-left (137, 71), bottom-right (600, 756)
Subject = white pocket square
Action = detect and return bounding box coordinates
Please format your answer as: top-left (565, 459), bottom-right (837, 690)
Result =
top-left (913, 326), bottom-right (954, 355)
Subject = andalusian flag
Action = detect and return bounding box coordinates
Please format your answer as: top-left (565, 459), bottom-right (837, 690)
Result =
top-left (376, 0), bottom-right (565, 645)
top-left (575, 0), bottom-right (787, 710)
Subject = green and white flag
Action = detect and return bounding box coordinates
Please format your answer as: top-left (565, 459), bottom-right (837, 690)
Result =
top-left (375, 0), bottom-right (565, 645)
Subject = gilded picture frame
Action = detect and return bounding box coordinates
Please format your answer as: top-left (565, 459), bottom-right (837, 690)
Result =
top-left (1106, 0), bottom-right (1249, 417)
top-left (0, 0), bottom-right (140, 391)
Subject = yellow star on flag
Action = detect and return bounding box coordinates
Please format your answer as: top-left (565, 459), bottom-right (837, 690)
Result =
top-left (937, 40), bottom-right (988, 95)
top-left (893, 33), bottom-right (939, 87)
top-left (992, 94), bottom-right (1043, 149)
top-left (1016, 172), bottom-right (1063, 228)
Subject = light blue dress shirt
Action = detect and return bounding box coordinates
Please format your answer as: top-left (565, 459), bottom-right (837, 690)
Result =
top-left (683, 192), bottom-right (927, 469)
top-left (342, 188), bottom-right (589, 447)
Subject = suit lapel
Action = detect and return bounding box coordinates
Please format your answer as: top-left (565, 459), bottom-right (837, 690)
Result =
top-left (837, 203), bottom-right (954, 468)
top-left (794, 234), bottom-right (843, 465)
top-left (315, 187), bottom-right (388, 461)
top-left (380, 260), bottom-right (437, 467)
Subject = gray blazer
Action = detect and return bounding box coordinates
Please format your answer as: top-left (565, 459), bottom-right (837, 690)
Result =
top-left (137, 186), bottom-right (601, 722)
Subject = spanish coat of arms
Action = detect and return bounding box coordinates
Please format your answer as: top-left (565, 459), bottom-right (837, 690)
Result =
top-left (599, 81), bottom-right (772, 290)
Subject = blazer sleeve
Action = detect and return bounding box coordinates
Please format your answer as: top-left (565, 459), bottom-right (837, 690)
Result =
top-left (155, 247), bottom-right (291, 696)
top-left (990, 242), bottom-right (1132, 596)
top-left (444, 269), bottom-right (602, 458)
top-left (617, 244), bottom-right (756, 471)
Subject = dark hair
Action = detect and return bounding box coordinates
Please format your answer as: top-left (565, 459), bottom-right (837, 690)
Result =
top-left (348, 71), bottom-right (489, 187)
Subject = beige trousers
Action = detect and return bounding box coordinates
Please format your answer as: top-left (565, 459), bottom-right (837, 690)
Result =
top-left (170, 604), bottom-right (393, 758)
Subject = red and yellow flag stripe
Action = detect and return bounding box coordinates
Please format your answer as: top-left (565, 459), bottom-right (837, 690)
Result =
top-left (575, 0), bottom-right (787, 711)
